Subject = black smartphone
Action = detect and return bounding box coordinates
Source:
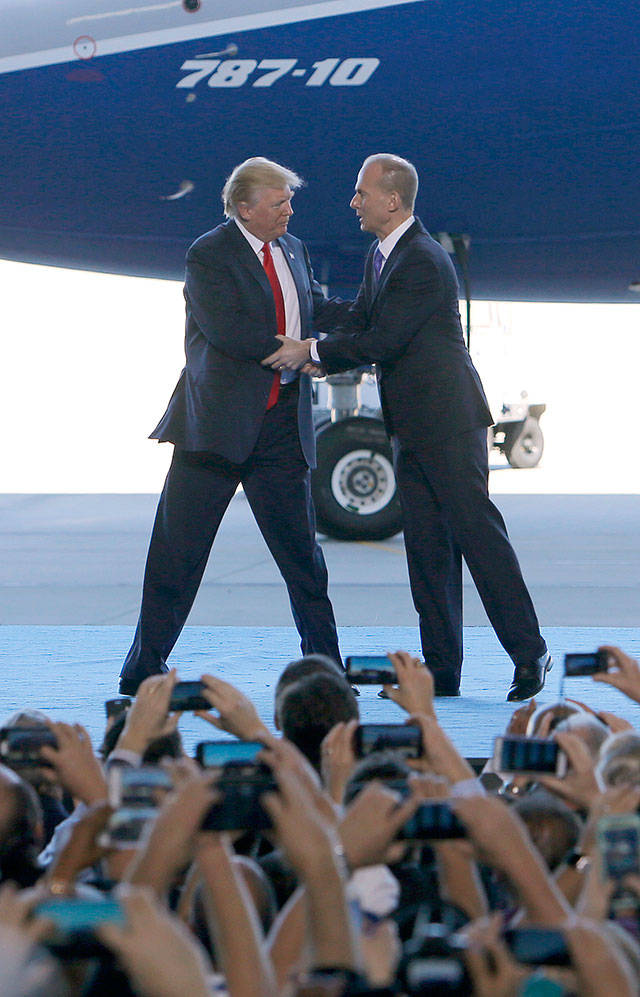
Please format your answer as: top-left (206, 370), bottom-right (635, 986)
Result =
top-left (0, 726), bottom-right (58, 765)
top-left (169, 680), bottom-right (210, 712)
top-left (104, 697), bottom-right (131, 719)
top-left (493, 736), bottom-right (567, 776)
top-left (345, 655), bottom-right (396, 685)
top-left (196, 740), bottom-right (263, 768)
top-left (597, 816), bottom-right (640, 880)
top-left (354, 723), bottom-right (422, 759)
top-left (201, 763), bottom-right (276, 832)
top-left (564, 651), bottom-right (609, 676)
top-left (503, 927), bottom-right (571, 966)
top-left (399, 801), bottom-right (466, 840)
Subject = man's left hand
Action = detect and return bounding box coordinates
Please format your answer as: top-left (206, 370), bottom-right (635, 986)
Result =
top-left (263, 335), bottom-right (312, 371)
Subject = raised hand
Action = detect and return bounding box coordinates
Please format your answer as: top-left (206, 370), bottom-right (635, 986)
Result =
top-left (593, 646), bottom-right (640, 704)
top-left (197, 674), bottom-right (273, 744)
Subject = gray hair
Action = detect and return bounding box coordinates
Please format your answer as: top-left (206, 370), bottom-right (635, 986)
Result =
top-left (362, 153), bottom-right (419, 210)
top-left (222, 157), bottom-right (303, 217)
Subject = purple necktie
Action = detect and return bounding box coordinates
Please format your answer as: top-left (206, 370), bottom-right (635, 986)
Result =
top-left (373, 247), bottom-right (385, 283)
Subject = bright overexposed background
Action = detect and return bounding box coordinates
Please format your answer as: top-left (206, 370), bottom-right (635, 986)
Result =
top-left (1, 259), bottom-right (639, 494)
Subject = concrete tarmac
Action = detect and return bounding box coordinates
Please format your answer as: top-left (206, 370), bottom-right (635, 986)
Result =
top-left (1, 489), bottom-right (638, 629)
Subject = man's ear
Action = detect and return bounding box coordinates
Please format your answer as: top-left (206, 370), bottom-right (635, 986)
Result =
top-left (237, 201), bottom-right (251, 222)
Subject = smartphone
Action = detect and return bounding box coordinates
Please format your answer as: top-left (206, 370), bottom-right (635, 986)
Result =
top-left (354, 723), bottom-right (422, 759)
top-left (105, 697), bottom-right (131, 719)
top-left (345, 655), bottom-right (396, 685)
top-left (169, 680), bottom-right (210, 712)
top-left (35, 896), bottom-right (125, 957)
top-left (101, 806), bottom-right (159, 847)
top-left (399, 801), bottom-right (466, 840)
top-left (196, 740), bottom-right (263, 768)
top-left (503, 927), bottom-right (571, 966)
top-left (108, 765), bottom-right (173, 808)
top-left (493, 736), bottom-right (567, 777)
top-left (0, 726), bottom-right (57, 765)
top-left (564, 651), bottom-right (609, 676)
top-left (597, 815), bottom-right (640, 880)
top-left (201, 763), bottom-right (276, 832)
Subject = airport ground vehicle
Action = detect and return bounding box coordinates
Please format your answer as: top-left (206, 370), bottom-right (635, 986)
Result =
top-left (311, 371), bottom-right (545, 540)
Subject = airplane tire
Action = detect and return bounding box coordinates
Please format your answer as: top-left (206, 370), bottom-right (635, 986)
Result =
top-left (312, 417), bottom-right (403, 541)
top-left (504, 417), bottom-right (544, 468)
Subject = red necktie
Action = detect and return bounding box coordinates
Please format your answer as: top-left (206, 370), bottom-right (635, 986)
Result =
top-left (262, 242), bottom-right (286, 410)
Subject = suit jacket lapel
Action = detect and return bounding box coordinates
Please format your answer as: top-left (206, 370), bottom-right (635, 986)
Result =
top-left (370, 218), bottom-right (423, 307)
top-left (225, 219), bottom-right (273, 299)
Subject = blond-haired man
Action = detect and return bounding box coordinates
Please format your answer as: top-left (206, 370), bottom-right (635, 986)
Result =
top-left (119, 158), bottom-right (347, 693)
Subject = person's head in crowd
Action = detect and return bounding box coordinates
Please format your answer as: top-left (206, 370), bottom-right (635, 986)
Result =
top-left (99, 711), bottom-right (183, 763)
top-left (274, 653), bottom-right (345, 728)
top-left (0, 710), bottom-right (55, 794)
top-left (0, 764), bottom-right (44, 887)
top-left (344, 751), bottom-right (412, 805)
top-left (510, 789), bottom-right (581, 871)
top-left (278, 673), bottom-right (358, 771)
top-left (554, 712), bottom-right (610, 758)
top-left (526, 701), bottom-right (583, 737)
top-left (596, 731), bottom-right (640, 789)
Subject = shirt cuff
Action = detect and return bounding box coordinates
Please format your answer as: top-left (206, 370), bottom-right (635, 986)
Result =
top-left (309, 339), bottom-right (320, 363)
top-left (106, 748), bottom-right (143, 768)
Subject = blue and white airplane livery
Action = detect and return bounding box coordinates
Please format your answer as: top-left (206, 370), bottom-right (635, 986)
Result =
top-left (0, 0), bottom-right (638, 300)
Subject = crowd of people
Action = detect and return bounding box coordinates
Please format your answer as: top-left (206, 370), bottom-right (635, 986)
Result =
top-left (0, 645), bottom-right (639, 995)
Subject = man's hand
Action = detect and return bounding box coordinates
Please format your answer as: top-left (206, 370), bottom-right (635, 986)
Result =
top-left (45, 802), bottom-right (114, 891)
top-left (407, 713), bottom-right (475, 783)
top-left (262, 335), bottom-right (312, 371)
top-left (40, 722), bottom-right (108, 805)
top-left (339, 782), bottom-right (418, 869)
top-left (462, 914), bottom-right (529, 997)
top-left (320, 719), bottom-right (358, 804)
top-left (115, 671), bottom-right (179, 756)
top-left (382, 651), bottom-right (435, 717)
top-left (536, 731), bottom-right (601, 811)
top-left (197, 674), bottom-right (273, 744)
top-left (96, 886), bottom-right (212, 997)
top-left (593, 645), bottom-right (640, 704)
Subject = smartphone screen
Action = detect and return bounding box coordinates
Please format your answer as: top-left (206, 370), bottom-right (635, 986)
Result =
top-left (345, 655), bottom-right (396, 685)
top-left (564, 651), bottom-right (609, 676)
top-left (196, 740), bottom-right (263, 767)
top-left (168, 680), bottom-right (210, 711)
top-left (354, 723), bottom-right (422, 759)
top-left (598, 817), bottom-right (640, 879)
top-left (35, 897), bottom-right (125, 931)
top-left (494, 736), bottom-right (564, 775)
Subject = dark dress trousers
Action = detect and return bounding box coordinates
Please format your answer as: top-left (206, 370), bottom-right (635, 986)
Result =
top-left (317, 218), bottom-right (546, 690)
top-left (120, 220), bottom-right (347, 685)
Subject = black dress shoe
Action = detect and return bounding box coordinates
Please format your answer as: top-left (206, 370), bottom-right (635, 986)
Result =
top-left (118, 677), bottom-right (141, 696)
top-left (506, 652), bottom-right (553, 702)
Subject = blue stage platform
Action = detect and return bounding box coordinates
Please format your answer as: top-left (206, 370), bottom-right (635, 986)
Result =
top-left (2, 626), bottom-right (638, 760)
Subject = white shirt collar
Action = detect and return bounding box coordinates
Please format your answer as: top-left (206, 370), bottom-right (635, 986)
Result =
top-left (376, 215), bottom-right (415, 262)
top-left (234, 217), bottom-right (274, 256)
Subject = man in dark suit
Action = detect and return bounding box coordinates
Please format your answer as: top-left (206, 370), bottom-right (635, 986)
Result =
top-left (264, 154), bottom-right (551, 701)
top-left (119, 157), bottom-right (346, 695)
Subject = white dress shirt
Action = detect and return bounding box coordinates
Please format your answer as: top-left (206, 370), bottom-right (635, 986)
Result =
top-left (234, 218), bottom-right (302, 343)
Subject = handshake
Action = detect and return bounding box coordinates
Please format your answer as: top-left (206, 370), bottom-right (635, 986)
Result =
top-left (262, 335), bottom-right (325, 377)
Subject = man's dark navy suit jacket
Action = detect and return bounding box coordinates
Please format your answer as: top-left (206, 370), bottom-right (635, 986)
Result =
top-left (152, 219), bottom-right (347, 466)
top-left (317, 218), bottom-right (493, 448)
